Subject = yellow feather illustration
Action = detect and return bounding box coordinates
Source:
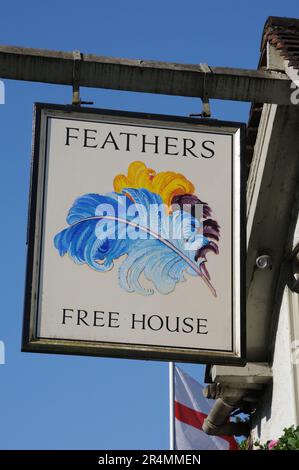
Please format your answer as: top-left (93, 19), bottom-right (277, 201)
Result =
top-left (113, 161), bottom-right (195, 208)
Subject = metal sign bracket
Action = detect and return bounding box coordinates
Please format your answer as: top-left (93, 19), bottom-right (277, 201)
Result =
top-left (189, 63), bottom-right (212, 118)
top-left (72, 50), bottom-right (93, 106)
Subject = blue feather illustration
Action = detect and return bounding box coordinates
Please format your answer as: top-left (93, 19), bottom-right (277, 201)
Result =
top-left (54, 188), bottom-right (216, 296)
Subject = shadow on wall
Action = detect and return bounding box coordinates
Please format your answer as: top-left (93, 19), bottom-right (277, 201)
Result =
top-left (252, 382), bottom-right (273, 439)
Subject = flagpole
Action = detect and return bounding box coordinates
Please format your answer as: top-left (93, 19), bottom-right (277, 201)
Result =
top-left (169, 361), bottom-right (175, 450)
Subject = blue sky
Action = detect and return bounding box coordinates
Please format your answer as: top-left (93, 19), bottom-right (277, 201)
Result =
top-left (0, 0), bottom-right (298, 450)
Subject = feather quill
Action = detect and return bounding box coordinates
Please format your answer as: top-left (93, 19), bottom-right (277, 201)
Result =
top-left (54, 189), bottom-right (217, 296)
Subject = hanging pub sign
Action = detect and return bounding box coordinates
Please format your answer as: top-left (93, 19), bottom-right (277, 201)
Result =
top-left (22, 103), bottom-right (246, 364)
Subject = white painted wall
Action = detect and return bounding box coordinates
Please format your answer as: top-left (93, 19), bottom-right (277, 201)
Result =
top-left (252, 225), bottom-right (299, 443)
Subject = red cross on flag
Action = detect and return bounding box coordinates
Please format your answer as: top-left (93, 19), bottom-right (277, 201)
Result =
top-left (171, 365), bottom-right (238, 450)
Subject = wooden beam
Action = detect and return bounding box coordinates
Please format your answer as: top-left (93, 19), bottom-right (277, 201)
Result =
top-left (0, 45), bottom-right (294, 104)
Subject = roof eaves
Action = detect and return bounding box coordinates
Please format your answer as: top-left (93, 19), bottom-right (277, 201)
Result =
top-left (246, 16), bottom-right (299, 177)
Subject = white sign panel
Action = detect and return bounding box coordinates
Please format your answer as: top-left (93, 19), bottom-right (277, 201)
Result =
top-left (23, 104), bottom-right (245, 363)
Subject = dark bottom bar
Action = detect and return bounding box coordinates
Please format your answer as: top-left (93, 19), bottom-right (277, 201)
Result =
top-left (0, 450), bottom-right (296, 466)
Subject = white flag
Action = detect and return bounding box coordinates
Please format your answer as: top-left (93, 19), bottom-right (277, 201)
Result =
top-left (173, 366), bottom-right (238, 450)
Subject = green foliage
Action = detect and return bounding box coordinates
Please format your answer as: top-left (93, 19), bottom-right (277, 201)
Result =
top-left (238, 439), bottom-right (249, 450)
top-left (254, 426), bottom-right (299, 450)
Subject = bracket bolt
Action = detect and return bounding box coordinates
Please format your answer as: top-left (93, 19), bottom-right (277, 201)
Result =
top-left (256, 255), bottom-right (272, 270)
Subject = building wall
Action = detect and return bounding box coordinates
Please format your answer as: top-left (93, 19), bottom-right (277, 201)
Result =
top-left (252, 226), bottom-right (299, 443)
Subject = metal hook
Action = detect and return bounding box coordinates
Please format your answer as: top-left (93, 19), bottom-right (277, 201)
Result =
top-left (72, 50), bottom-right (81, 105)
top-left (189, 64), bottom-right (212, 118)
top-left (72, 50), bottom-right (93, 106)
top-left (201, 95), bottom-right (211, 118)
